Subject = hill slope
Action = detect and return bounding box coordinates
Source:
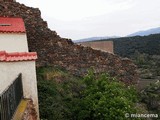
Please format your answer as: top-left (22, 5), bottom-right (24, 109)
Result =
top-left (107, 34), bottom-right (160, 57)
top-left (0, 1), bottom-right (138, 84)
top-left (128, 27), bottom-right (160, 36)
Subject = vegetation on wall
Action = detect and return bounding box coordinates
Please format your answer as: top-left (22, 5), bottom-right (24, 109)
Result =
top-left (37, 67), bottom-right (144, 120)
top-left (132, 52), bottom-right (160, 79)
top-left (131, 52), bottom-right (160, 119)
top-left (69, 71), bottom-right (141, 120)
top-left (140, 82), bottom-right (160, 116)
top-left (36, 36), bottom-right (160, 120)
top-left (37, 66), bottom-right (83, 120)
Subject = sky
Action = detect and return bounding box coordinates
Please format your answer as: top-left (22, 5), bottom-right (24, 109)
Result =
top-left (17, 0), bottom-right (160, 40)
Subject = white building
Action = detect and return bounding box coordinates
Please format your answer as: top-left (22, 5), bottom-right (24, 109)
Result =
top-left (0, 17), bottom-right (28, 52)
top-left (0, 17), bottom-right (39, 119)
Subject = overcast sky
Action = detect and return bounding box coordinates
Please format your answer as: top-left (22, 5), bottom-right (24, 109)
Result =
top-left (17, 0), bottom-right (160, 40)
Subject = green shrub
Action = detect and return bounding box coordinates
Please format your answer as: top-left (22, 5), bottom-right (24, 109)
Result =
top-left (71, 70), bottom-right (141, 120)
top-left (140, 81), bottom-right (160, 115)
top-left (37, 66), bottom-right (83, 120)
top-left (37, 79), bottom-right (58, 119)
top-left (37, 67), bottom-right (142, 120)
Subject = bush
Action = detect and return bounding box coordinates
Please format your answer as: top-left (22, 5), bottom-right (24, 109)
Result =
top-left (37, 67), bottom-right (142, 120)
top-left (140, 81), bottom-right (160, 115)
top-left (71, 71), bottom-right (141, 120)
top-left (37, 66), bottom-right (83, 120)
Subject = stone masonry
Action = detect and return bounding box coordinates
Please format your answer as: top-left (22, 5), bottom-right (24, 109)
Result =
top-left (78, 41), bottom-right (114, 53)
top-left (0, 1), bottom-right (139, 84)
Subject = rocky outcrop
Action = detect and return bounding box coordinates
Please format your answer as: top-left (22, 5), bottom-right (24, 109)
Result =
top-left (0, 1), bottom-right (139, 84)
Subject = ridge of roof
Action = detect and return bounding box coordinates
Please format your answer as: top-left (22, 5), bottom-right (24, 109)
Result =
top-left (0, 17), bottom-right (26, 33)
top-left (0, 51), bottom-right (37, 62)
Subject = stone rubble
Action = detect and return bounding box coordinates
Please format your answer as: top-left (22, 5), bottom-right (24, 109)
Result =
top-left (0, 1), bottom-right (139, 84)
top-left (22, 99), bottom-right (37, 120)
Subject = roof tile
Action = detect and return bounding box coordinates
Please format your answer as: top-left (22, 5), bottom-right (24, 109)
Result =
top-left (0, 17), bottom-right (26, 33)
top-left (0, 51), bottom-right (37, 62)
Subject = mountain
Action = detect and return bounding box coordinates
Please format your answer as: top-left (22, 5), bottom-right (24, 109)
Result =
top-left (75, 27), bottom-right (160, 43)
top-left (74, 36), bottom-right (119, 43)
top-left (127, 27), bottom-right (160, 37)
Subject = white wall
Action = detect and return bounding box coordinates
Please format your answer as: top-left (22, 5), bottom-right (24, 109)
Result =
top-left (0, 33), bottom-right (28, 52)
top-left (0, 61), bottom-right (39, 118)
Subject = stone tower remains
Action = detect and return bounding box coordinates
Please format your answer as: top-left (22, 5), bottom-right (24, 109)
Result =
top-left (0, 0), bottom-right (15, 2)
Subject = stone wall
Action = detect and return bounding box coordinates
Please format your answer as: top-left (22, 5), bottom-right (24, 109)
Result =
top-left (0, 1), bottom-right (139, 84)
top-left (0, 0), bottom-right (15, 2)
top-left (78, 41), bottom-right (114, 53)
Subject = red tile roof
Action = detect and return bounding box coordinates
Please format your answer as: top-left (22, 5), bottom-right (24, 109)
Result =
top-left (0, 51), bottom-right (37, 62)
top-left (0, 17), bottom-right (26, 33)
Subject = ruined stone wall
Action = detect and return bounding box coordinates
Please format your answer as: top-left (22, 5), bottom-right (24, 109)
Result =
top-left (22, 99), bottom-right (37, 120)
top-left (0, 1), bottom-right (139, 84)
top-left (78, 41), bottom-right (114, 53)
top-left (0, 0), bottom-right (15, 2)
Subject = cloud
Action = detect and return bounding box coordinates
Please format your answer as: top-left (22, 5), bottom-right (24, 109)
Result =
top-left (18, 0), bottom-right (134, 21)
top-left (17, 0), bottom-right (160, 39)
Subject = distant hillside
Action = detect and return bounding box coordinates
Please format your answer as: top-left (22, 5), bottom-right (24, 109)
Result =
top-left (128, 27), bottom-right (160, 37)
top-left (75, 36), bottom-right (118, 43)
top-left (75, 33), bottom-right (160, 58)
top-left (75, 27), bottom-right (160, 43)
top-left (105, 34), bottom-right (160, 57)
